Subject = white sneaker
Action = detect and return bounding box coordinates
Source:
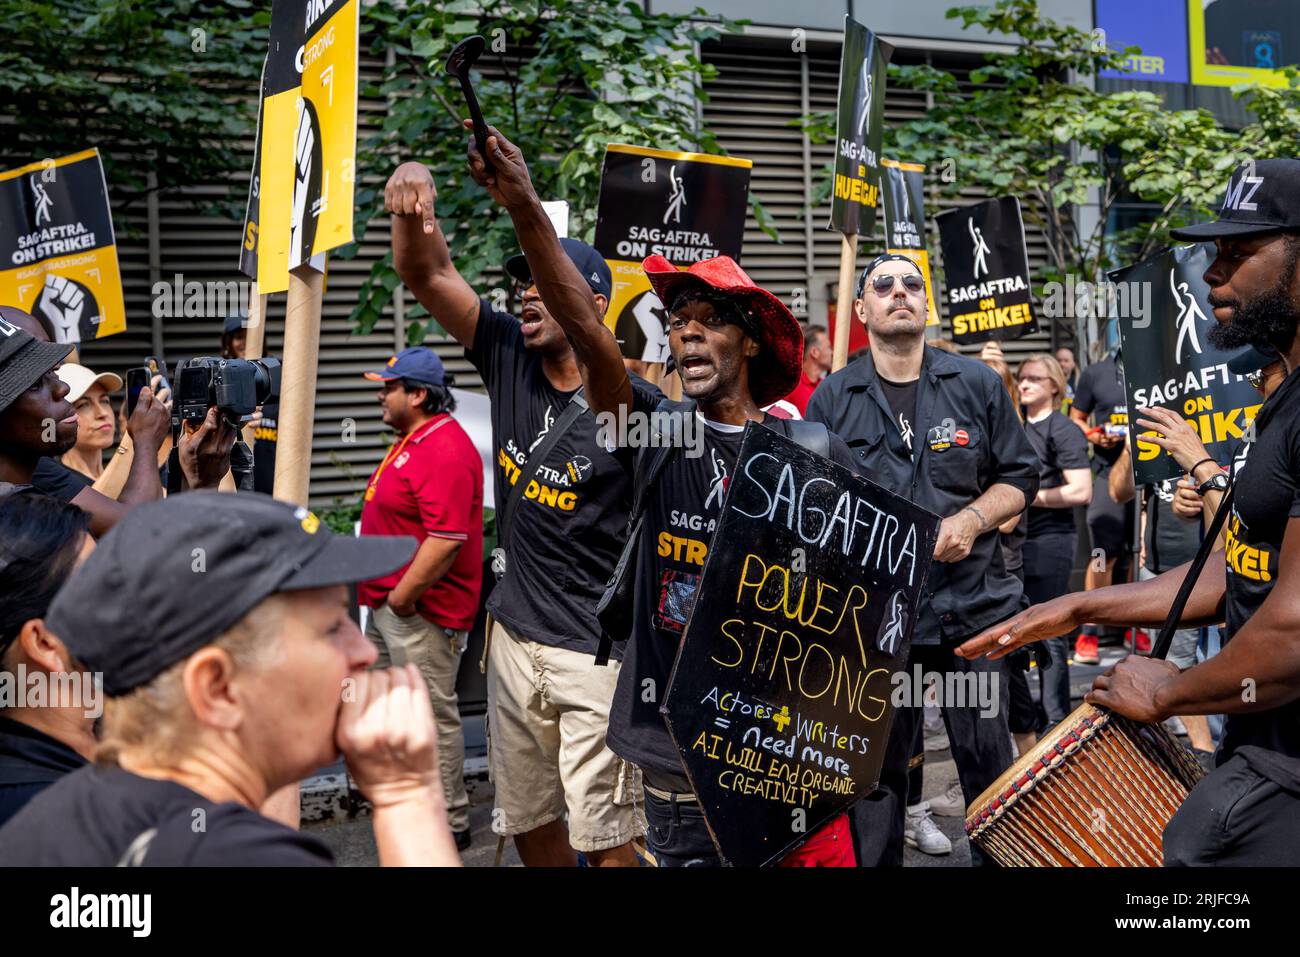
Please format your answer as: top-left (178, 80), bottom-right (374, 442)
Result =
top-left (928, 780), bottom-right (966, 817)
top-left (904, 802), bottom-right (952, 855)
top-left (923, 725), bottom-right (951, 752)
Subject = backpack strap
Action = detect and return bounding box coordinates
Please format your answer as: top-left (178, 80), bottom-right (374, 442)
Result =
top-left (783, 418), bottom-right (830, 458)
top-left (593, 398), bottom-right (690, 666)
top-left (493, 389), bottom-right (588, 577)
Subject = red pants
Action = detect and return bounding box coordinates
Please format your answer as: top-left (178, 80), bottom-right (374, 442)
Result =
top-left (777, 813), bottom-right (856, 867)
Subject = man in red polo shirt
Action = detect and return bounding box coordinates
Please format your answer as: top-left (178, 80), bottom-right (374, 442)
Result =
top-left (784, 324), bottom-right (832, 415)
top-left (359, 346), bottom-right (483, 851)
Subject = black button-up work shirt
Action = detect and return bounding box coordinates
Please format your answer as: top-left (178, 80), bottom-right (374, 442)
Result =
top-left (806, 347), bottom-right (1040, 645)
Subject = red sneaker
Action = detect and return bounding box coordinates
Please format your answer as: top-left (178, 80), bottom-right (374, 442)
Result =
top-left (1074, 632), bottom-right (1099, 665)
top-left (1128, 628), bottom-right (1152, 655)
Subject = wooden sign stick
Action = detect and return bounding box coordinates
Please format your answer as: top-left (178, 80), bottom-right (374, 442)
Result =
top-left (241, 283), bottom-right (270, 450)
top-left (272, 262), bottom-right (324, 506)
top-left (832, 232), bottom-right (858, 372)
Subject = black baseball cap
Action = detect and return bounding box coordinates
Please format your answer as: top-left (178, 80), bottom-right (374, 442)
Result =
top-left (0, 315), bottom-right (73, 414)
top-left (223, 308), bottom-right (250, 336)
top-left (505, 238), bottom-right (612, 299)
top-left (1170, 159), bottom-right (1300, 241)
top-left (45, 492), bottom-right (417, 696)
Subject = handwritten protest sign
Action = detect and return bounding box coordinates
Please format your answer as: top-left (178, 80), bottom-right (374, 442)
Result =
top-left (662, 425), bottom-right (940, 866)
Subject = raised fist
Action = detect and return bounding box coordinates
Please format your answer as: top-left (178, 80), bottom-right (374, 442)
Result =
top-left (37, 274), bottom-right (84, 344)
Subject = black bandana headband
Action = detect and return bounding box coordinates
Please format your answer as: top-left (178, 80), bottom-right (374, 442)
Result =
top-left (856, 253), bottom-right (924, 297)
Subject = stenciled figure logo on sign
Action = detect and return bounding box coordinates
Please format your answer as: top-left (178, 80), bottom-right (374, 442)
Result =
top-left (1170, 268), bottom-right (1209, 364)
top-left (30, 174), bottom-right (53, 226)
top-left (663, 165), bottom-right (686, 225)
top-left (969, 217), bottom-right (991, 279)
top-left (854, 59), bottom-right (874, 139)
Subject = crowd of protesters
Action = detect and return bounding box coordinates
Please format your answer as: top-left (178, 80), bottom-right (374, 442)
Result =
top-left (1, 130), bottom-right (1297, 867)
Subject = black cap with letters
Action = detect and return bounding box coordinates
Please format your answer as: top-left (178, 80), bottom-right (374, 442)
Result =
top-left (1171, 158), bottom-right (1300, 241)
top-left (45, 492), bottom-right (417, 696)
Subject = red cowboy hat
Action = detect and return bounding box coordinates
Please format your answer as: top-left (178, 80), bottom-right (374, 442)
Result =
top-left (642, 254), bottom-right (803, 407)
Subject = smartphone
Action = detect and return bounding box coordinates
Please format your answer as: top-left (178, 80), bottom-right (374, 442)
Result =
top-left (145, 355), bottom-right (170, 397)
top-left (125, 367), bottom-right (150, 419)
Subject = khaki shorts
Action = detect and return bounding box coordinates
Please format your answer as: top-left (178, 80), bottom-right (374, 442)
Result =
top-left (485, 617), bottom-right (642, 852)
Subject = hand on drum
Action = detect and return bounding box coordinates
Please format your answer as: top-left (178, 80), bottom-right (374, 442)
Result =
top-left (954, 595), bottom-right (1080, 660)
top-left (1085, 655), bottom-right (1179, 723)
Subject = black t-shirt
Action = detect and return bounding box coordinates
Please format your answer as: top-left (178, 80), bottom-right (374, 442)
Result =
top-left (1218, 367), bottom-right (1300, 778)
top-left (1024, 410), bottom-right (1090, 537)
top-left (877, 375), bottom-right (919, 455)
top-left (0, 716), bottom-right (86, 829)
top-left (252, 395), bottom-right (280, 495)
top-left (1072, 356), bottom-right (1128, 467)
top-left (30, 456), bottom-right (92, 503)
top-left (465, 300), bottom-right (662, 656)
top-left (1143, 479), bottom-right (1200, 573)
top-left (605, 405), bottom-right (860, 782)
top-left (0, 764), bottom-right (333, 866)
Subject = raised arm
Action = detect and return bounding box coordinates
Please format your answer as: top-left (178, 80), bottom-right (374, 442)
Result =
top-left (462, 122), bottom-right (632, 418)
top-left (386, 162), bottom-right (481, 350)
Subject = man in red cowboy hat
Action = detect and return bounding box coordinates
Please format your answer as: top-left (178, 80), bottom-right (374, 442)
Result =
top-left (464, 123), bottom-right (863, 866)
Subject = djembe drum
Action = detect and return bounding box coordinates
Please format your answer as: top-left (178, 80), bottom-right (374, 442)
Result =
top-left (965, 703), bottom-right (1204, 866)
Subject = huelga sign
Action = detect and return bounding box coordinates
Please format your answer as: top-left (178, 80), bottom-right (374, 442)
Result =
top-left (881, 159), bottom-right (939, 326)
top-left (1112, 243), bottom-right (1262, 485)
top-left (936, 197), bottom-right (1036, 344)
top-left (828, 16), bottom-right (892, 237)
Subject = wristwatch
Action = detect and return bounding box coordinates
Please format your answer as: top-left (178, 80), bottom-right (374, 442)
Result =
top-left (1196, 472), bottom-right (1228, 496)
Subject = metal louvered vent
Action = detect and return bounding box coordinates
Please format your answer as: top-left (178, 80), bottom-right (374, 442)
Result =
top-left (699, 34), bottom-right (1063, 367)
top-left (57, 30), bottom-right (1068, 508)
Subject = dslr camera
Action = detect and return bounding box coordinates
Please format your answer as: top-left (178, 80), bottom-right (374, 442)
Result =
top-left (173, 356), bottom-right (281, 426)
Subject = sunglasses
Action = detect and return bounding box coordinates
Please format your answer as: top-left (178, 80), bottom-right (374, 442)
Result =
top-left (1018, 373), bottom-right (1051, 384)
top-left (869, 273), bottom-right (925, 296)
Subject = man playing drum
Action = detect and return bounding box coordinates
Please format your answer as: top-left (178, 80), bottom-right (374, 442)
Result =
top-left (957, 159), bottom-right (1300, 866)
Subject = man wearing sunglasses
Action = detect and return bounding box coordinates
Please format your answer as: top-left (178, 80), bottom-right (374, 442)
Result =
top-left (805, 253), bottom-right (1039, 867)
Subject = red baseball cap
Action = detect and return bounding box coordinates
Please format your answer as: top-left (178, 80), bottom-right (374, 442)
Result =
top-left (642, 255), bottom-right (803, 407)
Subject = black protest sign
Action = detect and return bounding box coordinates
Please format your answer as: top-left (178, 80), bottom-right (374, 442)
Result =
top-left (239, 55), bottom-right (268, 281)
top-left (662, 424), bottom-right (940, 867)
top-left (593, 144), bottom-right (752, 362)
top-left (0, 149), bottom-right (125, 343)
top-left (881, 158), bottom-right (939, 327)
top-left (936, 197), bottom-right (1036, 344)
top-left (828, 16), bottom-right (892, 236)
top-left (1111, 243), bottom-right (1263, 485)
